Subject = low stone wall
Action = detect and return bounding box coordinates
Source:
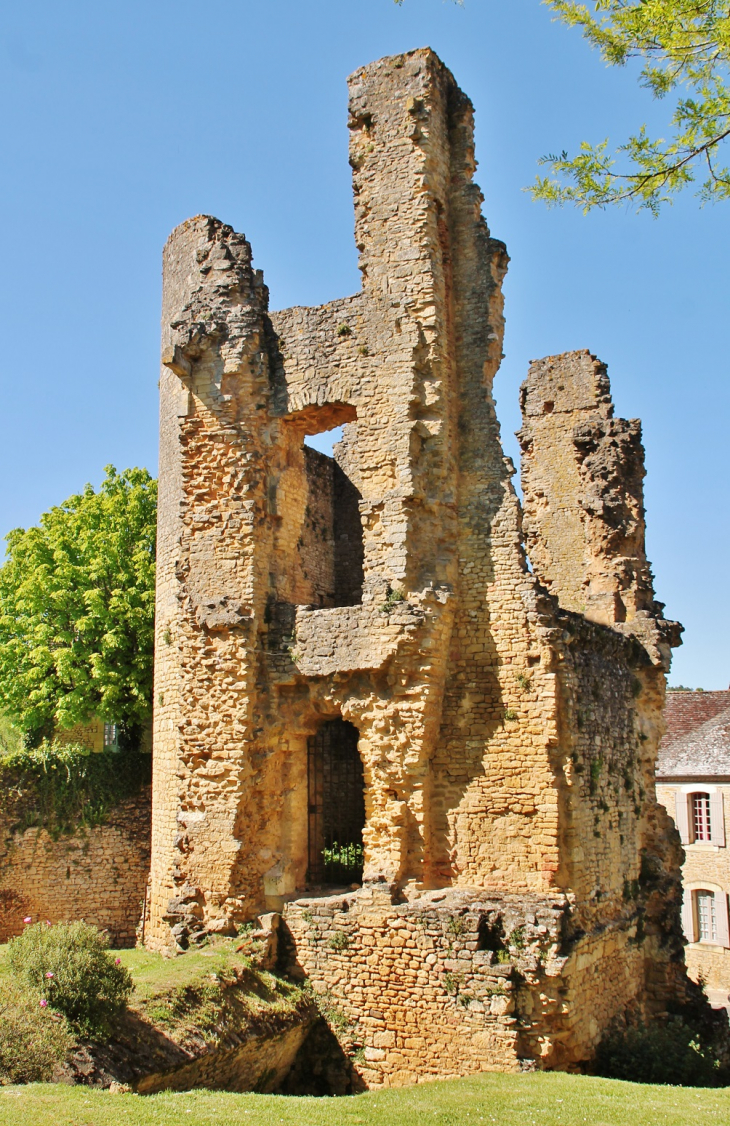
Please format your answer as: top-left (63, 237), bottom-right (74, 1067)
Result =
top-left (0, 787), bottom-right (151, 946)
top-left (281, 885), bottom-right (667, 1086)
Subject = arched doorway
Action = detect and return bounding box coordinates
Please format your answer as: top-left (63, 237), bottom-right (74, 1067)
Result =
top-left (307, 719), bottom-right (365, 886)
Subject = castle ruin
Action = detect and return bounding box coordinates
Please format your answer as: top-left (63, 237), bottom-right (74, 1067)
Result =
top-left (149, 48), bottom-right (697, 1080)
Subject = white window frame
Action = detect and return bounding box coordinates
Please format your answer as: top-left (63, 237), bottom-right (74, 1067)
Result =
top-left (697, 889), bottom-right (718, 942)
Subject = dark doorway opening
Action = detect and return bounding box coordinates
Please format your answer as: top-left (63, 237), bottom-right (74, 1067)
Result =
top-left (307, 719), bottom-right (365, 886)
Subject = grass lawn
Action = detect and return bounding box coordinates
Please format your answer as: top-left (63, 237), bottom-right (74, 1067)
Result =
top-left (0, 1072), bottom-right (728, 1125)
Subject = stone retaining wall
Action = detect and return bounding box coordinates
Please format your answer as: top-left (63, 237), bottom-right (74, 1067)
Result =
top-left (0, 787), bottom-right (151, 946)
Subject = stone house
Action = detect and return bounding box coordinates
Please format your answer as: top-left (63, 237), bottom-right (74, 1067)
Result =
top-left (656, 690), bottom-right (730, 1008)
top-left (56, 719), bottom-right (121, 754)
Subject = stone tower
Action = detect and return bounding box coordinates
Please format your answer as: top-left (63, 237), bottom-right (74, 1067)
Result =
top-left (149, 49), bottom-right (699, 1081)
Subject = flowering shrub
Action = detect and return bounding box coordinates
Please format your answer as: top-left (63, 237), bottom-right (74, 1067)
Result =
top-left (0, 980), bottom-right (73, 1083)
top-left (7, 920), bottom-right (133, 1038)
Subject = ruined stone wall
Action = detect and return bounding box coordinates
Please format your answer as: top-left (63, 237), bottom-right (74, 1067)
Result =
top-left (281, 885), bottom-right (687, 1080)
top-left (56, 718), bottom-right (108, 753)
top-left (519, 351), bottom-right (655, 629)
top-left (0, 787), bottom-right (151, 946)
top-left (148, 47), bottom-right (696, 1074)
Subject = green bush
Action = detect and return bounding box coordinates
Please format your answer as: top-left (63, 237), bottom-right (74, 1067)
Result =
top-left (7, 921), bottom-right (133, 1039)
top-left (594, 1017), bottom-right (725, 1087)
top-left (0, 739), bottom-right (151, 837)
top-left (0, 979), bottom-right (73, 1083)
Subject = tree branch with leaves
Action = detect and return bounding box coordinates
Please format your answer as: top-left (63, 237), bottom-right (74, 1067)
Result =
top-left (532, 1), bottom-right (730, 212)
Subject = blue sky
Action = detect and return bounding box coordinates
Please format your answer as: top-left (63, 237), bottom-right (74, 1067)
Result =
top-left (0, 0), bottom-right (727, 688)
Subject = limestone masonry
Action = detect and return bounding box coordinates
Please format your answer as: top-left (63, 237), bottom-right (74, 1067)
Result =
top-left (149, 48), bottom-right (708, 1079)
top-left (0, 788), bottom-right (151, 947)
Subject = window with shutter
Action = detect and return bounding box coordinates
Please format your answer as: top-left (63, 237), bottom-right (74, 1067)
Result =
top-left (674, 791), bottom-right (691, 844)
top-left (710, 792), bottom-right (726, 847)
top-left (692, 793), bottom-right (712, 842)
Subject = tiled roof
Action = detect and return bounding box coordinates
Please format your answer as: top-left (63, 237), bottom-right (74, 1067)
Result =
top-left (656, 690), bottom-right (730, 779)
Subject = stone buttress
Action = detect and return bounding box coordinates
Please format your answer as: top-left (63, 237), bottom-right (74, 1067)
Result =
top-left (150, 48), bottom-right (707, 1081)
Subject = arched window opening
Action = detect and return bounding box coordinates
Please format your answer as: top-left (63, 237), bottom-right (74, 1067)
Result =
top-left (307, 719), bottom-right (365, 886)
top-left (696, 890), bottom-right (718, 943)
top-left (692, 792), bottom-right (712, 842)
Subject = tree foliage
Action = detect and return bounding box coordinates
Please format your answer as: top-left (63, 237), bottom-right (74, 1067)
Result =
top-left (395, 0), bottom-right (730, 212)
top-left (0, 467), bottom-right (156, 744)
top-left (533, 1), bottom-right (730, 212)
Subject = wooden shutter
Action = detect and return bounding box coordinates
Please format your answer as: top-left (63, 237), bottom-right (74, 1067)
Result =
top-left (710, 792), bottom-right (726, 847)
top-left (716, 893), bottom-right (730, 949)
top-left (674, 791), bottom-right (691, 844)
top-left (681, 890), bottom-right (696, 943)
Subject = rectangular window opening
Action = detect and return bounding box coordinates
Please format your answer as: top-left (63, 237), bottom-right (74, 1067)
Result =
top-left (307, 719), bottom-right (365, 887)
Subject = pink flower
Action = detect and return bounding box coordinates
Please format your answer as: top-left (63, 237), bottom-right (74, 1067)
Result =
top-left (39, 999), bottom-right (48, 1008)
top-left (45, 920), bottom-right (52, 926)
top-left (45, 972), bottom-right (54, 979)
top-left (23, 916), bottom-right (32, 924)
top-left (115, 958), bottom-right (122, 965)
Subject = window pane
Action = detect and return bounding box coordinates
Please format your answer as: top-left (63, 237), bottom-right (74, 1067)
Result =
top-left (692, 793), bottom-right (712, 842)
top-left (697, 891), bottom-right (718, 942)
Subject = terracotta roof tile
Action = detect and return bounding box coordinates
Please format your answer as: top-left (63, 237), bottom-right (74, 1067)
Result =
top-left (657, 690), bottom-right (730, 779)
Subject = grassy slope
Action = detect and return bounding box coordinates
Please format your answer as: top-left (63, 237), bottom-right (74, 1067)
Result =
top-left (0, 1072), bottom-right (729, 1125)
top-left (0, 936), bottom-right (308, 1085)
top-left (112, 941), bottom-right (305, 1048)
top-left (2, 940), bottom-right (729, 1119)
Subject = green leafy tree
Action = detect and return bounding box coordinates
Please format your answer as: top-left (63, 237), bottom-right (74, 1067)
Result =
top-left (532, 1), bottom-right (730, 212)
top-left (0, 467), bottom-right (156, 745)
